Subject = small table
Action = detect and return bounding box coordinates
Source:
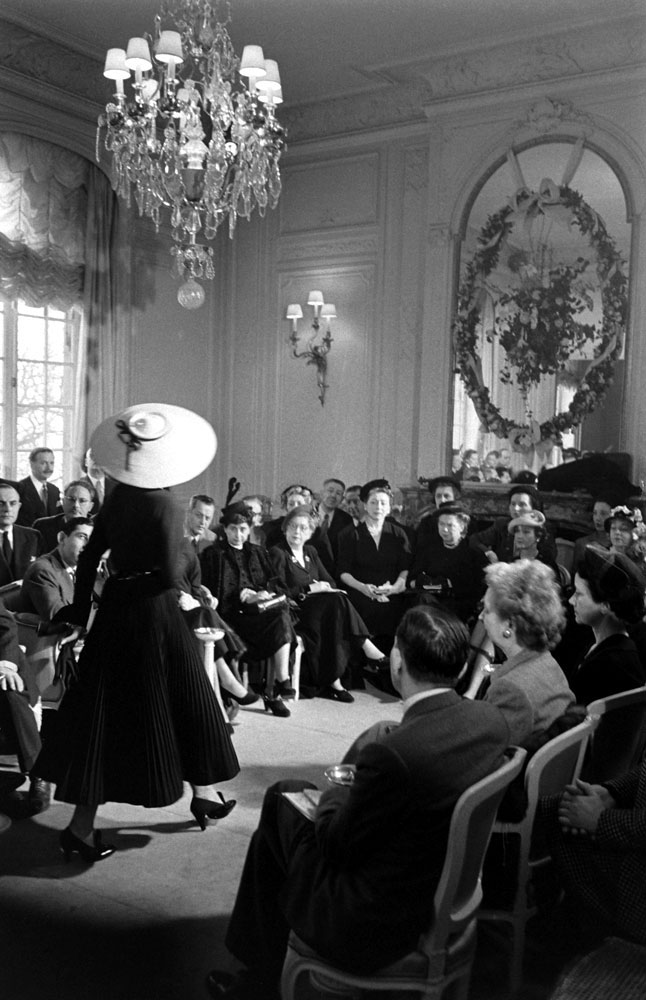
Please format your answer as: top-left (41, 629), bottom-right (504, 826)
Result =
top-left (193, 628), bottom-right (229, 725)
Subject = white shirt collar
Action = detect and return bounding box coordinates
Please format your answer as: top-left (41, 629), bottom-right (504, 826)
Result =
top-left (30, 474), bottom-right (49, 495)
top-left (401, 687), bottom-right (452, 713)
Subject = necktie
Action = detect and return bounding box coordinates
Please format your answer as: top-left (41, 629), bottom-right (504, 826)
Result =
top-left (95, 480), bottom-right (104, 505)
top-left (320, 514), bottom-right (330, 537)
top-left (2, 531), bottom-right (12, 568)
top-left (41, 484), bottom-right (48, 510)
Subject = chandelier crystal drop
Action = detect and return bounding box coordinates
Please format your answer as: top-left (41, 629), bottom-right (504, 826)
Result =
top-left (97, 0), bottom-right (286, 308)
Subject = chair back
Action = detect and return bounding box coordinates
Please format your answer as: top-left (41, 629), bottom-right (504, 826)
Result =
top-left (583, 686), bottom-right (646, 782)
top-left (523, 715), bottom-right (596, 813)
top-left (0, 581), bottom-right (22, 612)
top-left (423, 745), bottom-right (526, 959)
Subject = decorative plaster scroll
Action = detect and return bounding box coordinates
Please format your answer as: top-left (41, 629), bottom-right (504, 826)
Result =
top-left (403, 146), bottom-right (428, 195)
top-left (283, 82), bottom-right (430, 143)
top-left (512, 97), bottom-right (595, 139)
top-left (418, 19), bottom-right (645, 104)
top-left (0, 19), bottom-right (105, 107)
top-left (278, 231), bottom-right (379, 263)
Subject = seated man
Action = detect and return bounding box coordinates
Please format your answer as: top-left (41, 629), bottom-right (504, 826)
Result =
top-left (20, 517), bottom-right (93, 620)
top-left (0, 483), bottom-right (43, 587)
top-left (310, 477), bottom-right (353, 575)
top-left (544, 763), bottom-right (646, 945)
top-left (33, 480), bottom-right (95, 553)
top-left (184, 493), bottom-right (217, 554)
top-left (205, 604), bottom-right (511, 999)
top-left (16, 447), bottom-right (60, 526)
top-left (0, 599), bottom-right (49, 813)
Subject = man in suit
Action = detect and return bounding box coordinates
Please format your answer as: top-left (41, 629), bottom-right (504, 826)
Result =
top-left (79, 446), bottom-right (115, 515)
top-left (33, 480), bottom-right (95, 552)
top-left (0, 483), bottom-right (42, 587)
top-left (311, 477), bottom-right (354, 575)
top-left (0, 599), bottom-right (49, 813)
top-left (184, 493), bottom-right (217, 554)
top-left (205, 604), bottom-right (511, 1000)
top-left (16, 447), bottom-right (61, 526)
top-left (20, 517), bottom-right (93, 620)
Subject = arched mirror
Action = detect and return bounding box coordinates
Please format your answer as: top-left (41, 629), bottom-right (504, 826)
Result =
top-left (452, 141), bottom-right (630, 482)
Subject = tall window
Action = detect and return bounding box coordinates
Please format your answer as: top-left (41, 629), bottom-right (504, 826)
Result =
top-left (0, 298), bottom-right (80, 485)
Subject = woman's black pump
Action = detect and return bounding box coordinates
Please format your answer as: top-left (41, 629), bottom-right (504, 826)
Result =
top-left (60, 827), bottom-right (115, 863)
top-left (190, 792), bottom-right (237, 831)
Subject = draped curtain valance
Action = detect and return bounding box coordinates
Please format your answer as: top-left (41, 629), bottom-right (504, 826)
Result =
top-left (0, 132), bottom-right (89, 308)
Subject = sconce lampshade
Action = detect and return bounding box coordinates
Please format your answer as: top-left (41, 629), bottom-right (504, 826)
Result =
top-left (286, 304), bottom-right (304, 320)
top-left (239, 45), bottom-right (267, 78)
top-left (321, 304), bottom-right (336, 319)
top-left (307, 290), bottom-right (324, 307)
top-left (104, 48), bottom-right (130, 79)
top-left (155, 31), bottom-right (184, 65)
top-left (125, 37), bottom-right (153, 72)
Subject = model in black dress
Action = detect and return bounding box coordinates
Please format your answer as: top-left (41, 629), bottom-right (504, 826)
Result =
top-left (269, 507), bottom-right (387, 701)
top-left (34, 404), bottom-right (239, 861)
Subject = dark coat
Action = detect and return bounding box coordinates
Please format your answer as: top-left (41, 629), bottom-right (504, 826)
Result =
top-left (32, 513), bottom-right (66, 553)
top-left (0, 525), bottom-right (43, 586)
top-left (570, 633), bottom-right (646, 706)
top-left (310, 507), bottom-right (354, 575)
top-left (283, 691), bottom-right (510, 971)
top-left (20, 548), bottom-right (75, 620)
top-left (16, 478), bottom-right (60, 527)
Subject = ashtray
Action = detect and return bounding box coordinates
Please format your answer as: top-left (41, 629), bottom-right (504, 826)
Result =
top-left (324, 764), bottom-right (356, 786)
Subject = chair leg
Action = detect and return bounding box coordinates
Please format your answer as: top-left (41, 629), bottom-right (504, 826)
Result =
top-left (292, 637), bottom-right (303, 702)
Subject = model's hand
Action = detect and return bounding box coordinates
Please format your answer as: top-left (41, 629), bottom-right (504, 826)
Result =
top-left (485, 549), bottom-right (498, 564)
top-left (0, 663), bottom-right (24, 692)
top-left (309, 581), bottom-right (331, 593)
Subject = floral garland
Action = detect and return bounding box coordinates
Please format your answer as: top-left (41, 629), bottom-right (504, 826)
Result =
top-left (453, 185), bottom-right (628, 449)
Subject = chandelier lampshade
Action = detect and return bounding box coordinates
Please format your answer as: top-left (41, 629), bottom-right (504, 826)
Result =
top-left (97, 0), bottom-right (286, 308)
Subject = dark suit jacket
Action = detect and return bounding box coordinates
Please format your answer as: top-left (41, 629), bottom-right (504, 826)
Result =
top-left (20, 548), bottom-right (74, 620)
top-left (283, 691), bottom-right (510, 972)
top-left (311, 507), bottom-right (354, 575)
top-left (0, 525), bottom-right (43, 586)
top-left (32, 513), bottom-right (66, 553)
top-left (16, 478), bottom-right (60, 527)
top-left (79, 474), bottom-right (116, 516)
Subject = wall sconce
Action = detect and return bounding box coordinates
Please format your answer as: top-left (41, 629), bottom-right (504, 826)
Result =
top-left (286, 291), bottom-right (336, 406)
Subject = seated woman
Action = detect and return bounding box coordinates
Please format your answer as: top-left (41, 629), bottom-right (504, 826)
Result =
top-left (199, 502), bottom-right (297, 718)
top-left (465, 559), bottom-right (575, 747)
top-left (469, 484), bottom-right (557, 565)
top-left (336, 480), bottom-right (411, 650)
top-left (506, 510), bottom-right (560, 576)
top-left (572, 496), bottom-right (613, 573)
top-left (408, 501), bottom-right (486, 627)
top-left (263, 485), bottom-right (313, 550)
top-left (568, 546), bottom-right (645, 705)
top-left (269, 506), bottom-right (388, 702)
top-left (177, 542), bottom-right (258, 708)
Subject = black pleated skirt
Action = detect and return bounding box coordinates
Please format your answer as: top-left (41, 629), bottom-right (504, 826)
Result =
top-left (35, 574), bottom-right (240, 808)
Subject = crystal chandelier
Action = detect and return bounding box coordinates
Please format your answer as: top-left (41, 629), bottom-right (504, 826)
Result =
top-left (97, 0), bottom-right (286, 308)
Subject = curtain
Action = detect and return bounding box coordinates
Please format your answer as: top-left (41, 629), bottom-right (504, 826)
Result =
top-left (0, 132), bottom-right (88, 309)
top-left (79, 165), bottom-right (127, 458)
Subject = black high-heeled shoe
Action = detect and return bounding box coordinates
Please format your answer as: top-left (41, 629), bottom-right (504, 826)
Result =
top-left (190, 792), bottom-right (237, 831)
top-left (273, 679), bottom-right (296, 699)
top-left (221, 687), bottom-right (260, 706)
top-left (60, 827), bottom-right (115, 863)
top-left (262, 692), bottom-right (291, 718)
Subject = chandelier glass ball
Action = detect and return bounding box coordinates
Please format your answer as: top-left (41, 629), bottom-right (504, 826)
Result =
top-left (97, 0), bottom-right (286, 308)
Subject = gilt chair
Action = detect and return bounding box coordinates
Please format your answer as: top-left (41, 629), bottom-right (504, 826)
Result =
top-left (477, 715), bottom-right (598, 996)
top-left (281, 745), bottom-right (527, 1000)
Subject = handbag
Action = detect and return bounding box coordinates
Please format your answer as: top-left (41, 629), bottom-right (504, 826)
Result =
top-left (241, 593), bottom-right (288, 615)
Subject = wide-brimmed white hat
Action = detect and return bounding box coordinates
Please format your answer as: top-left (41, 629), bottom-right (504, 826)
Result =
top-left (90, 403), bottom-right (217, 489)
top-left (508, 510), bottom-right (546, 533)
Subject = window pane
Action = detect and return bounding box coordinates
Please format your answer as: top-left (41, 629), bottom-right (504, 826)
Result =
top-left (17, 361), bottom-right (47, 406)
top-left (16, 410), bottom-right (45, 449)
top-left (47, 321), bottom-right (66, 362)
top-left (0, 359), bottom-right (3, 406)
top-left (45, 410), bottom-right (64, 443)
top-left (17, 316), bottom-right (46, 359)
top-left (46, 365), bottom-right (64, 404)
top-left (17, 301), bottom-right (44, 317)
top-left (47, 306), bottom-right (66, 321)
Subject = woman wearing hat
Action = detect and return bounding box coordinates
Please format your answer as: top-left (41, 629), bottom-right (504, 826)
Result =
top-left (199, 501), bottom-right (297, 717)
top-left (33, 404), bottom-right (240, 861)
top-left (470, 485), bottom-right (558, 565)
top-left (569, 546), bottom-right (646, 705)
top-left (336, 480), bottom-right (411, 648)
top-left (408, 501), bottom-right (487, 627)
top-left (269, 505), bottom-right (388, 701)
